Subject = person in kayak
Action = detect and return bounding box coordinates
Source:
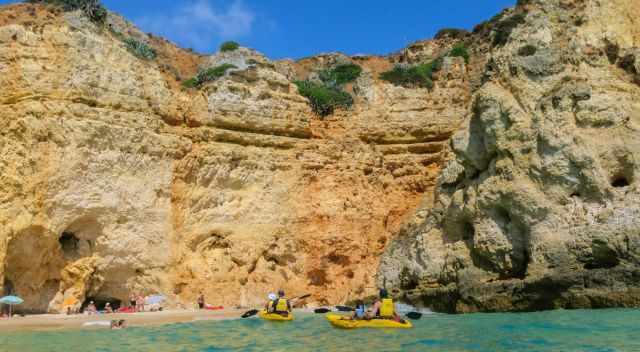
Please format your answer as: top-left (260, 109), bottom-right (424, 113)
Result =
top-left (350, 300), bottom-right (366, 320)
top-left (269, 289), bottom-right (291, 316)
top-left (264, 293), bottom-right (277, 311)
top-left (370, 289), bottom-right (400, 321)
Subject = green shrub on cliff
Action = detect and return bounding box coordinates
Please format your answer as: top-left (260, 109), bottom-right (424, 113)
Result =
top-left (434, 28), bottom-right (469, 40)
top-left (294, 80), bottom-right (354, 117)
top-left (181, 78), bottom-right (199, 88)
top-left (449, 43), bottom-right (470, 64)
top-left (318, 63), bottom-right (362, 86)
top-left (197, 64), bottom-right (237, 84)
top-left (182, 64), bottom-right (237, 89)
top-left (124, 38), bottom-right (157, 60)
top-left (28, 0), bottom-right (107, 24)
top-left (380, 58), bottom-right (442, 89)
top-left (220, 41), bottom-right (240, 52)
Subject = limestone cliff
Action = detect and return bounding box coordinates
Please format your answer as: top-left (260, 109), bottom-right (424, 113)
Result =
top-left (3, 0), bottom-right (639, 315)
top-left (0, 3), bottom-right (469, 312)
top-left (380, 0), bottom-right (640, 312)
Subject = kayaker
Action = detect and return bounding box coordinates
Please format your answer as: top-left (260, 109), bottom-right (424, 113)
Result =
top-left (350, 300), bottom-right (366, 320)
top-left (270, 289), bottom-right (291, 316)
top-left (370, 289), bottom-right (400, 321)
top-left (264, 293), bottom-right (277, 311)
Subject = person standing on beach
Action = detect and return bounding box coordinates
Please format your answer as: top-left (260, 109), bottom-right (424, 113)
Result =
top-left (129, 292), bottom-right (137, 311)
top-left (197, 292), bottom-right (205, 309)
top-left (136, 294), bottom-right (145, 312)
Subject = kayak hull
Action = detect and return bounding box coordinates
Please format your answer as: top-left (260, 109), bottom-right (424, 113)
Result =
top-left (326, 314), bottom-right (412, 329)
top-left (258, 311), bottom-right (294, 321)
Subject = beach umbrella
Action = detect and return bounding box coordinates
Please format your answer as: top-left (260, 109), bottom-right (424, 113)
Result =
top-left (145, 295), bottom-right (166, 305)
top-left (0, 295), bottom-right (24, 317)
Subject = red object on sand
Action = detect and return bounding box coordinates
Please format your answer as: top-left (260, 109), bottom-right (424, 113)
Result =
top-left (205, 305), bottom-right (224, 311)
top-left (118, 307), bottom-right (136, 313)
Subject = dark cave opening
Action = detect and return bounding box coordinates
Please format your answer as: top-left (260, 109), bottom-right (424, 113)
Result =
top-left (611, 175), bottom-right (630, 188)
top-left (59, 231), bottom-right (80, 256)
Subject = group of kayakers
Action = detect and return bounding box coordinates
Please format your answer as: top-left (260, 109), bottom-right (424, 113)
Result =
top-left (264, 288), bottom-right (400, 321)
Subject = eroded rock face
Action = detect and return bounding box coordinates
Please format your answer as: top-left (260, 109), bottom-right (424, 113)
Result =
top-left (380, 0), bottom-right (640, 312)
top-left (0, 4), bottom-right (468, 312)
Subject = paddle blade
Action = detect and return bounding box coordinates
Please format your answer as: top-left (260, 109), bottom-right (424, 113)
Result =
top-left (335, 305), bottom-right (354, 312)
top-left (405, 312), bottom-right (422, 320)
top-left (241, 309), bottom-right (259, 318)
top-left (295, 294), bottom-right (311, 300)
top-left (314, 308), bottom-right (331, 314)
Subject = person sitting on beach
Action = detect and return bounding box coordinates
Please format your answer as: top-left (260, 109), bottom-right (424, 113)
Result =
top-left (369, 289), bottom-right (401, 321)
top-left (86, 301), bottom-right (98, 315)
top-left (110, 319), bottom-right (126, 330)
top-left (136, 294), bottom-right (145, 312)
top-left (269, 289), bottom-right (291, 316)
top-left (104, 302), bottom-right (113, 314)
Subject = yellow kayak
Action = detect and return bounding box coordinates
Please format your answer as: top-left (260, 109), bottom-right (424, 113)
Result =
top-left (258, 311), bottom-right (294, 321)
top-left (326, 313), bottom-right (412, 329)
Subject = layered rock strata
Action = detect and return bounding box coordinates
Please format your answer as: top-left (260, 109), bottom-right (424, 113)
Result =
top-left (0, 3), bottom-right (469, 312)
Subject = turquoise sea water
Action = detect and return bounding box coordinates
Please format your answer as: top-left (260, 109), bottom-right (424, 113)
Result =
top-left (2, 309), bottom-right (639, 352)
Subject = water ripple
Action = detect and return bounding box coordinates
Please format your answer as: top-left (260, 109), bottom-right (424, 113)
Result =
top-left (1, 309), bottom-right (639, 352)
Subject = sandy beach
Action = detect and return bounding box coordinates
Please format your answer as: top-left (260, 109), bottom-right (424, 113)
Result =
top-left (0, 309), bottom-right (246, 332)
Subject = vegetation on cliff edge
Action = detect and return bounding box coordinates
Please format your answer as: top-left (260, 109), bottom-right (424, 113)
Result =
top-left (294, 80), bottom-right (354, 117)
top-left (380, 58), bottom-right (443, 89)
top-left (294, 63), bottom-right (361, 117)
top-left (123, 38), bottom-right (157, 61)
top-left (27, 0), bottom-right (107, 24)
top-left (380, 42), bottom-right (470, 89)
top-left (449, 43), bottom-right (470, 64)
top-left (318, 63), bottom-right (363, 87)
top-left (182, 64), bottom-right (238, 88)
top-left (220, 41), bottom-right (240, 52)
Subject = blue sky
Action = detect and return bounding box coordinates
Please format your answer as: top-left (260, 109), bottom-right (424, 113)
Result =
top-left (1, 0), bottom-right (516, 58)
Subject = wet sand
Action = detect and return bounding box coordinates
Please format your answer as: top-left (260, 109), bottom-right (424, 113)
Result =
top-left (0, 309), bottom-right (246, 332)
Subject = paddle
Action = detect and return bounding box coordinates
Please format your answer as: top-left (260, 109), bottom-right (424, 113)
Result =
top-left (314, 308), bottom-right (331, 314)
top-left (291, 294), bottom-right (311, 302)
top-left (241, 294), bottom-right (311, 318)
top-left (335, 305), bottom-right (354, 312)
top-left (241, 309), bottom-right (259, 318)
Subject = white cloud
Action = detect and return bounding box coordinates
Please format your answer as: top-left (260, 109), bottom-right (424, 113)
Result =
top-left (134, 0), bottom-right (255, 52)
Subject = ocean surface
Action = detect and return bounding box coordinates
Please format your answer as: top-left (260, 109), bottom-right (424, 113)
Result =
top-left (2, 309), bottom-right (639, 352)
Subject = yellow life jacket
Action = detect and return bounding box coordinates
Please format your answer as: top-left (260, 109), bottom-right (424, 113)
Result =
top-left (275, 298), bottom-right (289, 312)
top-left (267, 301), bottom-right (274, 311)
top-left (379, 298), bottom-right (395, 317)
